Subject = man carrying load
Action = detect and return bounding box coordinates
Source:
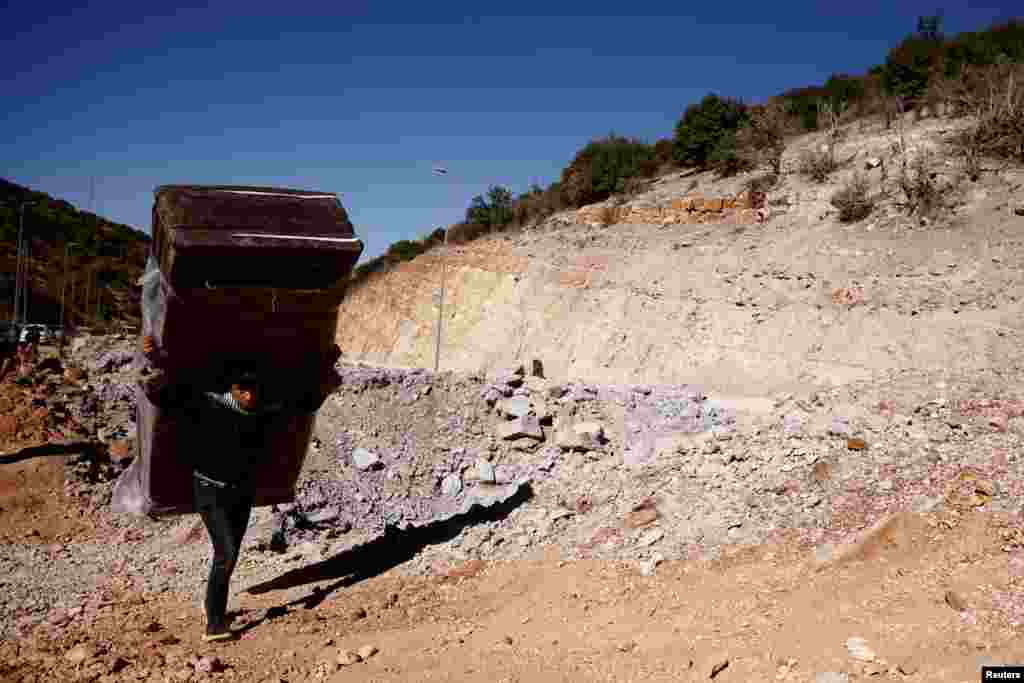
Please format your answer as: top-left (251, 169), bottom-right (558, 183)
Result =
top-left (142, 334), bottom-right (342, 641)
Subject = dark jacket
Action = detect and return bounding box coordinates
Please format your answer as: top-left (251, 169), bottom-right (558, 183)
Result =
top-left (143, 375), bottom-right (331, 488)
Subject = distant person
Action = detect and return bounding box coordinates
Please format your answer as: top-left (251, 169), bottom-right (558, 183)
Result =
top-left (13, 329), bottom-right (39, 382)
top-left (141, 334), bottom-right (341, 642)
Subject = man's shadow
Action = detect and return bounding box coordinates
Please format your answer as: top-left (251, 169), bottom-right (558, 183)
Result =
top-left (0, 441), bottom-right (101, 465)
top-left (233, 482), bottom-right (532, 635)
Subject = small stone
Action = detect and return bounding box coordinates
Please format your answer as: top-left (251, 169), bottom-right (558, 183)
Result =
top-left (829, 417), bottom-right (853, 437)
top-left (64, 367), bottom-right (86, 382)
top-left (194, 655), bottom-right (224, 674)
top-left (846, 637), bottom-right (875, 662)
top-left (897, 657), bottom-right (920, 675)
top-left (710, 658), bottom-right (729, 678)
top-left (815, 673), bottom-right (849, 683)
top-left (64, 644), bottom-right (94, 665)
top-left (475, 459), bottom-right (496, 484)
top-left (975, 479), bottom-right (997, 498)
top-left (441, 473), bottom-right (462, 497)
top-left (108, 657), bottom-right (131, 674)
top-left (547, 385), bottom-right (566, 399)
top-left (945, 590), bottom-right (968, 612)
top-left (352, 448), bottom-right (382, 471)
top-left (624, 505), bottom-right (659, 529)
top-left (555, 426), bottom-right (587, 451)
top-left (865, 157), bottom-right (882, 169)
top-left (336, 650), bottom-right (362, 666)
top-left (639, 553), bottom-right (664, 577)
top-left (813, 543), bottom-right (835, 567)
top-left (498, 396), bottom-right (532, 419)
top-left (637, 529), bottom-right (664, 547)
top-left (812, 461), bottom-right (833, 483)
top-left (351, 607), bottom-right (367, 620)
top-left (573, 421), bottom-right (605, 442)
top-left (617, 640), bottom-right (637, 653)
top-left (357, 645), bottom-right (378, 660)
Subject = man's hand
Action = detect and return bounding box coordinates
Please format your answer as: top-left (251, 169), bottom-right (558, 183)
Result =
top-left (142, 335), bottom-right (156, 357)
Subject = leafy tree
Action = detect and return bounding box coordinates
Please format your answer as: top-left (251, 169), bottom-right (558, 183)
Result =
top-left (465, 195), bottom-right (490, 226)
top-left (823, 74), bottom-right (866, 112)
top-left (486, 185), bottom-right (514, 226)
top-left (882, 16), bottom-right (946, 101)
top-left (385, 239), bottom-right (426, 262)
top-left (559, 135), bottom-right (654, 206)
top-left (673, 94), bottom-right (749, 166)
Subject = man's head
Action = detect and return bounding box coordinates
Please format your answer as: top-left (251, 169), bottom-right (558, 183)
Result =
top-left (230, 370), bottom-right (262, 411)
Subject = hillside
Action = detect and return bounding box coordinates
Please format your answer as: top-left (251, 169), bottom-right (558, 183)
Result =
top-left (336, 112), bottom-right (1024, 401)
top-left (0, 179), bottom-right (150, 327)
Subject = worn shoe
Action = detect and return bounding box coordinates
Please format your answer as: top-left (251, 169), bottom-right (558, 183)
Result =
top-left (203, 626), bottom-right (234, 642)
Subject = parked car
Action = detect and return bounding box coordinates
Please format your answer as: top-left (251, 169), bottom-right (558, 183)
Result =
top-left (19, 324), bottom-right (52, 344)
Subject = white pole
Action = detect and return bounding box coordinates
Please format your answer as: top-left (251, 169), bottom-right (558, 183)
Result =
top-left (432, 166), bottom-right (450, 374)
top-left (434, 227), bottom-right (448, 374)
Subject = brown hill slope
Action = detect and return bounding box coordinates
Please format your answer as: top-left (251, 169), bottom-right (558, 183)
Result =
top-left (336, 112), bottom-right (1024, 400)
top-left (0, 179), bottom-right (150, 327)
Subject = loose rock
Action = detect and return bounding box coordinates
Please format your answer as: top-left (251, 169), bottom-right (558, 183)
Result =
top-left (845, 637), bottom-right (875, 662)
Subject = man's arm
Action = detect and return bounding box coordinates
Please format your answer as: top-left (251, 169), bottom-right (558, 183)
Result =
top-left (137, 335), bottom-right (198, 413)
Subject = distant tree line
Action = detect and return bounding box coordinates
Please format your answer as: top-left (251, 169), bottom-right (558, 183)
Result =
top-left (0, 179), bottom-right (149, 254)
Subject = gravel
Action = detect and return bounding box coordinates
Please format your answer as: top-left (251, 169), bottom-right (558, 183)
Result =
top-left (4, 339), bottom-right (1024, 639)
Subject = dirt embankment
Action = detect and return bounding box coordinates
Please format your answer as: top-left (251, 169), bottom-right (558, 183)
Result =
top-left (337, 117), bottom-right (1024, 402)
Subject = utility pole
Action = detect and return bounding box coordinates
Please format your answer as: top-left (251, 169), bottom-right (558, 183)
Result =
top-left (13, 201), bottom-right (34, 325)
top-left (60, 242), bottom-right (79, 331)
top-left (431, 166), bottom-right (450, 374)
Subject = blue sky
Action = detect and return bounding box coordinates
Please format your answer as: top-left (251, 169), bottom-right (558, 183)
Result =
top-left (2, 2), bottom-right (1019, 262)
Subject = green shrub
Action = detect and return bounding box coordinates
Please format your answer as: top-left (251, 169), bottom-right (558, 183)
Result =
top-left (798, 148), bottom-right (837, 183)
top-left (830, 174), bottom-right (874, 222)
top-left (948, 63), bottom-right (1024, 165)
top-left (708, 131), bottom-right (754, 177)
top-left (896, 150), bottom-right (954, 217)
top-left (673, 94), bottom-right (749, 166)
top-left (743, 173), bottom-right (779, 195)
top-left (559, 135), bottom-right (655, 207)
top-left (782, 85), bottom-right (828, 131)
top-left (386, 239), bottom-right (426, 262)
top-left (881, 16), bottom-right (946, 102)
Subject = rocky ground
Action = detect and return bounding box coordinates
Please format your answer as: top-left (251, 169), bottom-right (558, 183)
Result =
top-left (5, 113), bottom-right (1024, 682)
top-left (2, 332), bottom-right (1024, 681)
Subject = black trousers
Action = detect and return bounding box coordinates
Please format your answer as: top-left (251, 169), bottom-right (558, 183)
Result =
top-left (193, 475), bottom-right (253, 630)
